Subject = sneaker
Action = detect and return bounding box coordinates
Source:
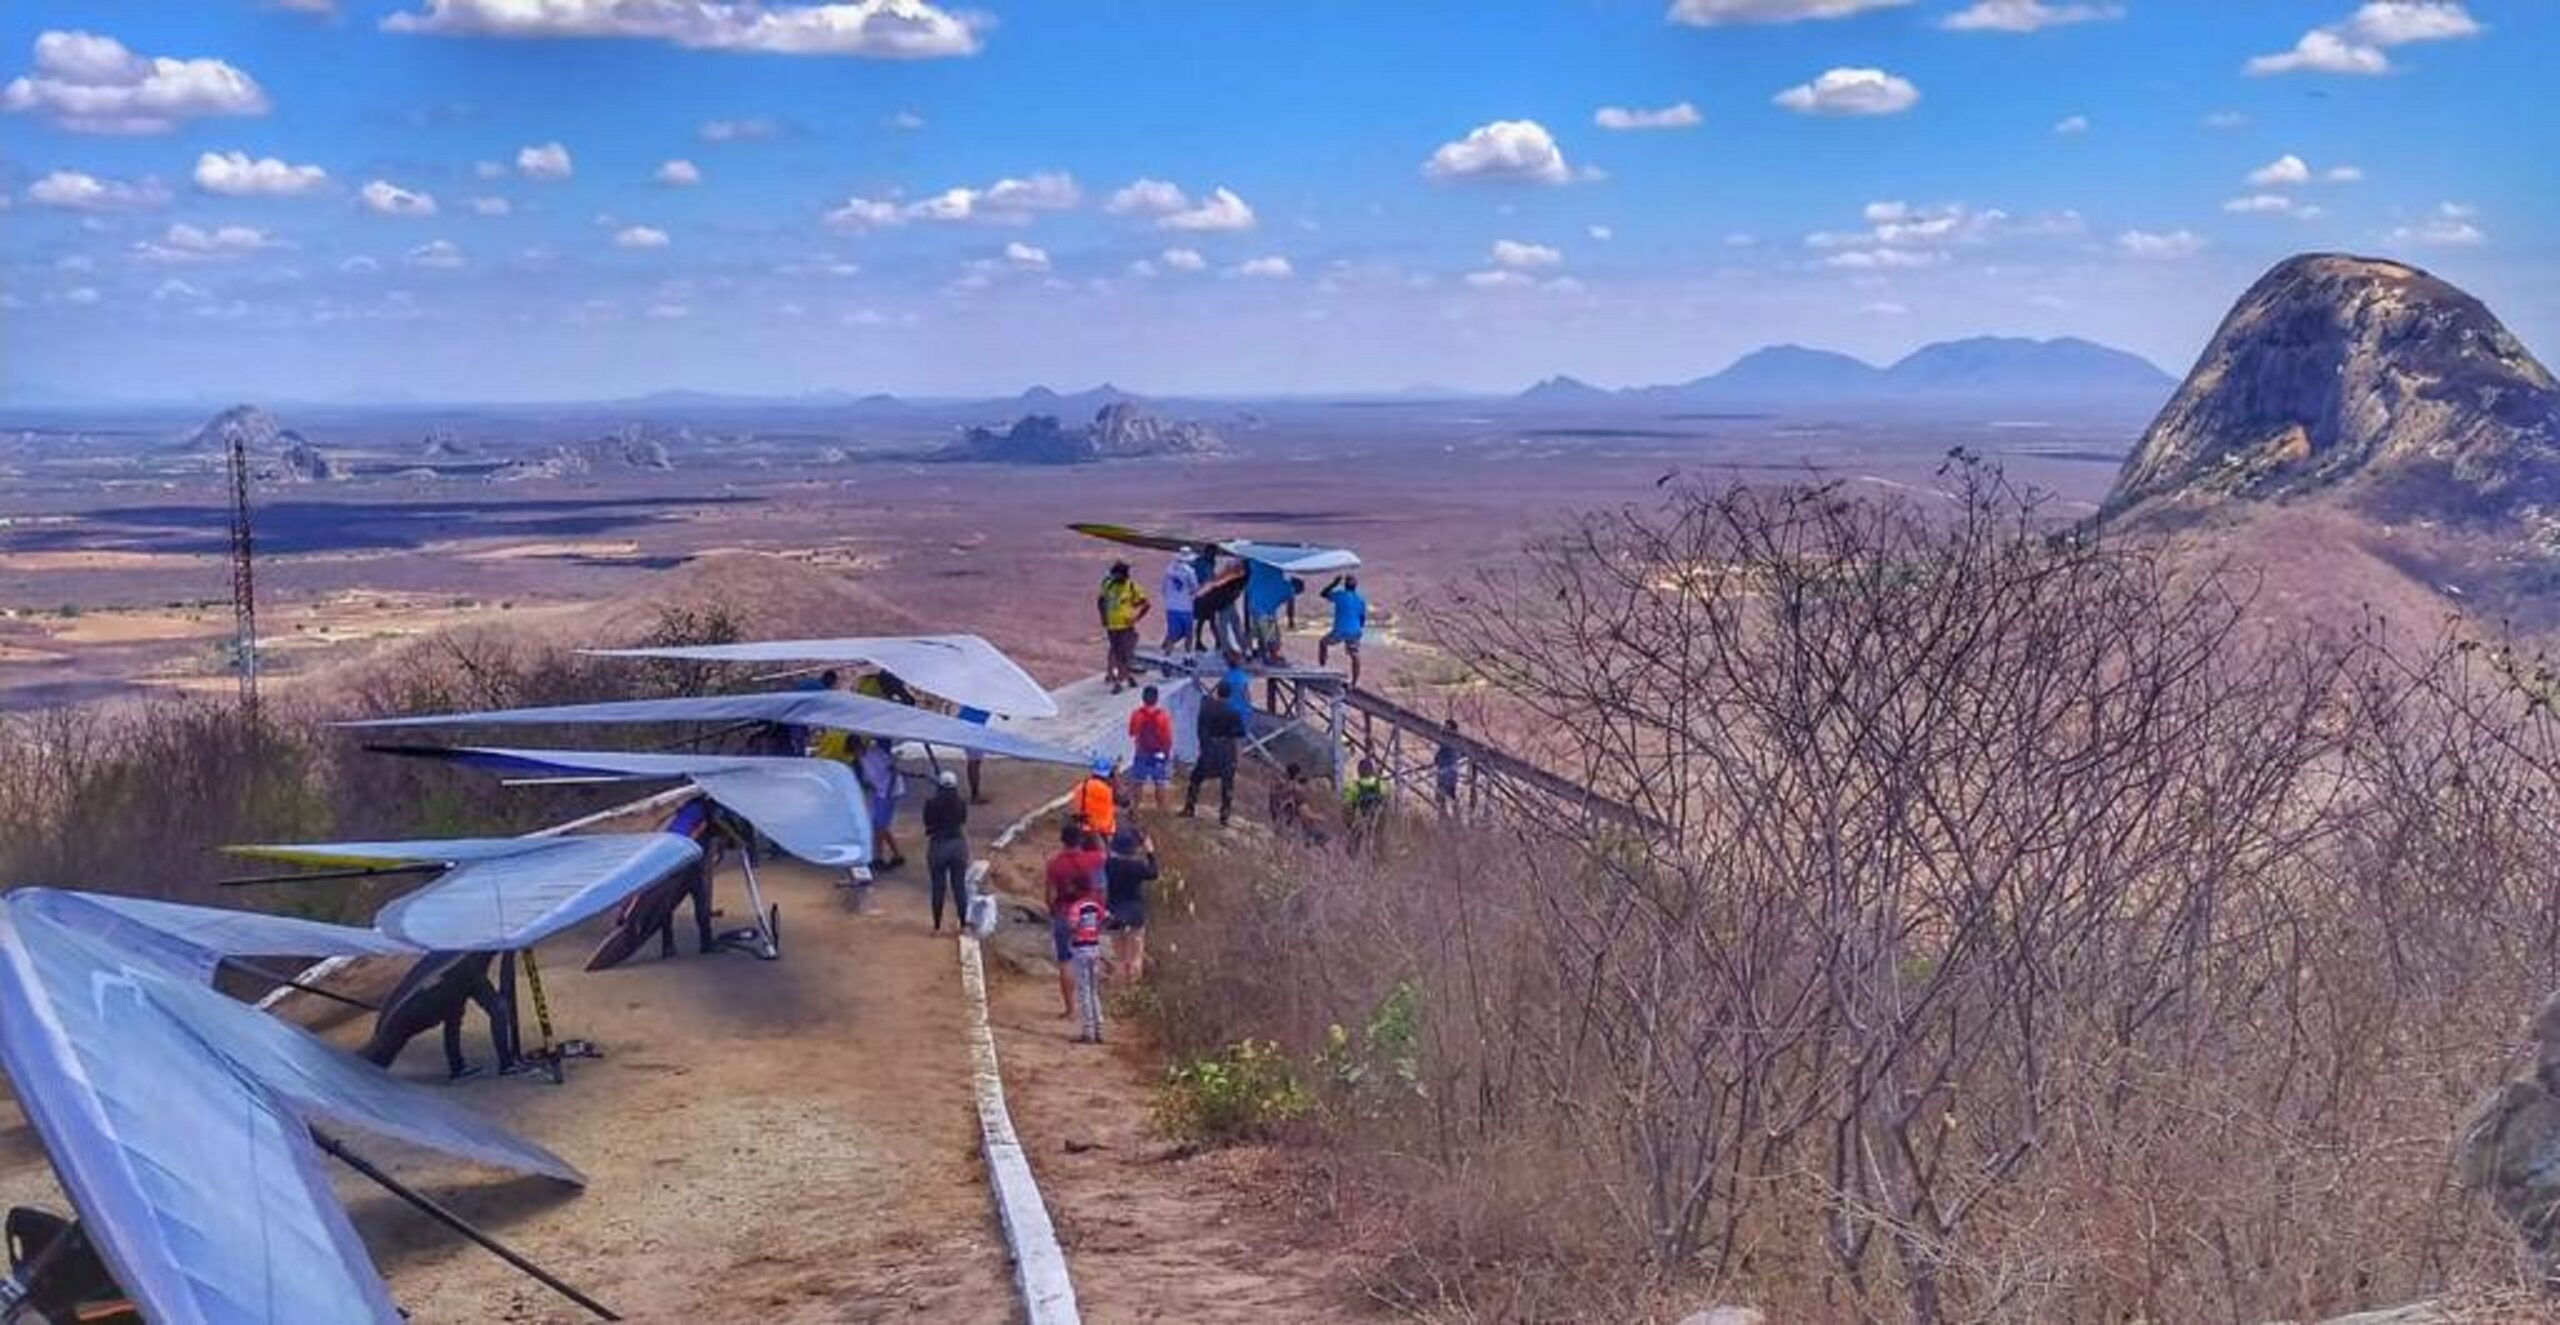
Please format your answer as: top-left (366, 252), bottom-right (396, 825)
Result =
top-left (448, 1063), bottom-right (485, 1082)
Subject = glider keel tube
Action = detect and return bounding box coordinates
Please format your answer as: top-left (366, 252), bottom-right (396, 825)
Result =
top-left (228, 835), bottom-right (703, 951)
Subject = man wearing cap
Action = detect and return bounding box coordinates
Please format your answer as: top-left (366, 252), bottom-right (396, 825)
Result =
top-left (922, 768), bottom-right (972, 933)
top-left (1097, 560), bottom-right (1152, 694)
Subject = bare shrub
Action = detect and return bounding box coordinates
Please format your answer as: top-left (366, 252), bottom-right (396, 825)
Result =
top-left (1142, 463), bottom-right (2560, 1322)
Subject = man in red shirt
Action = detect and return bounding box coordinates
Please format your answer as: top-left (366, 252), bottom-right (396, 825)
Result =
top-left (1126, 684), bottom-right (1176, 810)
top-left (1043, 823), bottom-right (1108, 1018)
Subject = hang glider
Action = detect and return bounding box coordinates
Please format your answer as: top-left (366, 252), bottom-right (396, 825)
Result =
top-left (340, 691), bottom-right (1091, 766)
top-left (225, 834), bottom-right (702, 951)
top-left (361, 748), bottom-right (872, 871)
top-left (1067, 524), bottom-right (1361, 573)
top-left (0, 887), bottom-right (582, 1325)
top-left (582, 634), bottom-right (1057, 719)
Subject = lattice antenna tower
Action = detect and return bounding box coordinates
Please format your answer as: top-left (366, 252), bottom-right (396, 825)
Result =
top-left (226, 421), bottom-right (259, 718)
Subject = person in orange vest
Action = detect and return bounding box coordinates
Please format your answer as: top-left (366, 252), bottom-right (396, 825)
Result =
top-left (1072, 755), bottom-right (1120, 841)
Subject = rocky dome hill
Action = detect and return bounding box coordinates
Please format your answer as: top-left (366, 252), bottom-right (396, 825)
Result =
top-left (179, 404), bottom-right (345, 482)
top-left (940, 400), bottom-right (1225, 465)
top-left (2104, 253), bottom-right (2560, 631)
top-left (2107, 254), bottom-right (2560, 527)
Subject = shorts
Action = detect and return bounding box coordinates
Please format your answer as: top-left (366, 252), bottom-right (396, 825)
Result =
top-left (1248, 615), bottom-right (1281, 653)
top-left (1130, 750), bottom-right (1171, 785)
top-left (1050, 916), bottom-right (1074, 962)
top-left (1322, 630), bottom-right (1362, 654)
top-left (1164, 609), bottom-right (1194, 642)
top-left (1107, 900), bottom-right (1147, 931)
top-left (1107, 627), bottom-right (1138, 668)
top-left (869, 793), bottom-right (898, 831)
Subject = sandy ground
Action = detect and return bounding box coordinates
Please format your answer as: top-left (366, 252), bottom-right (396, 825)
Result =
top-left (0, 751), bottom-right (1371, 1324)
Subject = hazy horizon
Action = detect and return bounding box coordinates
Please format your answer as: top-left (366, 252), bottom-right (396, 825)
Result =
top-left (3, 2), bottom-right (2552, 403)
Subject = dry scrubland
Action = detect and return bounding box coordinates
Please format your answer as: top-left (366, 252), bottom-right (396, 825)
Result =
top-left (5, 469), bottom-right (2560, 1321)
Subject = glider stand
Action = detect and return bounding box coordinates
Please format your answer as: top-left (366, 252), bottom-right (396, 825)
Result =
top-left (310, 1131), bottom-right (620, 1322)
top-left (502, 951), bottom-right (602, 1086)
top-left (0, 1209), bottom-right (134, 1325)
top-left (715, 826), bottom-right (782, 961)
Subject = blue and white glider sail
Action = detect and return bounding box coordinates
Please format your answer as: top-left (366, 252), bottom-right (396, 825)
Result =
top-left (1221, 539), bottom-right (1361, 574)
top-left (67, 890), bottom-right (415, 982)
top-left (225, 834), bottom-right (701, 950)
top-left (341, 690), bottom-right (1090, 766)
top-left (583, 634), bottom-right (1058, 718)
top-left (379, 748), bottom-right (872, 869)
top-left (0, 888), bottom-right (580, 1325)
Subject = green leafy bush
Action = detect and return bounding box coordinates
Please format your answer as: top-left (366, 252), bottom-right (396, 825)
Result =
top-left (1155, 1038), bottom-right (1311, 1142)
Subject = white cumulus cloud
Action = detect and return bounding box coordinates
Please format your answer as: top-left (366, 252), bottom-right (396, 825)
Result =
top-left (655, 158), bottom-right (702, 186)
top-left (1668, 0), bottom-right (1909, 24)
top-left (614, 225), bottom-right (670, 248)
top-left (699, 116), bottom-right (780, 142)
top-left (1106, 178), bottom-right (1187, 216)
top-left (2326, 165), bottom-right (2365, 183)
top-left (516, 141), bottom-right (573, 179)
top-left (1824, 248), bottom-right (1947, 270)
top-left (25, 169), bottom-right (167, 210)
top-left (2247, 2), bottom-right (2480, 76)
top-left (1464, 269), bottom-right (1533, 290)
top-left (1422, 120), bottom-right (1571, 186)
top-left (3, 30), bottom-right (270, 134)
top-left (2052, 114), bottom-right (2089, 135)
top-left (823, 196), bottom-right (901, 231)
top-left (2390, 201), bottom-right (2485, 246)
top-left (1940, 0), bottom-right (2122, 32)
top-left (1594, 101), bottom-right (1700, 131)
top-left (405, 238), bottom-right (465, 269)
top-left (1163, 186), bottom-right (1255, 232)
top-left (1160, 247), bottom-right (1207, 272)
top-left (360, 179), bottom-right (437, 216)
top-left (1589, 224), bottom-right (1614, 241)
top-left (469, 196), bottom-right (512, 216)
top-left (1003, 240), bottom-right (1049, 270)
top-left (2247, 154), bottom-right (2313, 186)
top-left (382, 0), bottom-right (987, 59)
top-left (193, 150), bottom-right (328, 197)
top-left (133, 222), bottom-right (284, 262)
top-left (904, 171), bottom-right (1080, 223)
top-left (2223, 194), bottom-right (2296, 214)
top-left (1228, 256), bottom-right (1293, 279)
top-left (1490, 239), bottom-right (1562, 269)
top-left (1774, 67), bottom-right (1920, 116)
top-left (2117, 228), bottom-right (2205, 259)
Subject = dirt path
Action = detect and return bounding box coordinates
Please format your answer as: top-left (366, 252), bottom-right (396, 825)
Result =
top-left (976, 810), bottom-right (1378, 1324)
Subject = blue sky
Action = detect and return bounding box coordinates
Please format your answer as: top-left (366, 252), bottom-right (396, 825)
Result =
top-left (1, 1), bottom-right (2550, 402)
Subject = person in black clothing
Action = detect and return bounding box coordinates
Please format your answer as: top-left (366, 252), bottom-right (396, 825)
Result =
top-left (1104, 826), bottom-right (1158, 981)
top-left (1181, 680), bottom-right (1245, 824)
top-left (363, 951), bottom-right (515, 1080)
top-left (922, 768), bottom-right (972, 932)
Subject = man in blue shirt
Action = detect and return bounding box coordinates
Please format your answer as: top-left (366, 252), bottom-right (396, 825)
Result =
top-left (1243, 558), bottom-right (1295, 663)
top-left (1217, 649), bottom-right (1253, 722)
top-left (1318, 574), bottom-right (1368, 686)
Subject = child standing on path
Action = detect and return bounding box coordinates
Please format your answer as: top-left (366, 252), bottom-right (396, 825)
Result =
top-left (1067, 884), bottom-right (1109, 1044)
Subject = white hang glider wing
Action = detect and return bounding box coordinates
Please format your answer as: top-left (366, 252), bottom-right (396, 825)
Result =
top-left (65, 891), bottom-right (416, 982)
top-left (341, 690), bottom-right (1091, 766)
top-left (361, 748), bottom-right (872, 869)
top-left (1221, 539), bottom-right (1361, 574)
top-left (224, 834), bottom-right (702, 950)
top-left (583, 634), bottom-right (1058, 718)
top-left (0, 888), bottom-right (580, 1325)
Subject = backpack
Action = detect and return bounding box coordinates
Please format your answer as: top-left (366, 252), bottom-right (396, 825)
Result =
top-left (1068, 897), bottom-right (1106, 948)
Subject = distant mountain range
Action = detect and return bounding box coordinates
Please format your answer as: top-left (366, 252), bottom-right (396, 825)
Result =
top-left (1522, 336), bottom-right (2177, 411)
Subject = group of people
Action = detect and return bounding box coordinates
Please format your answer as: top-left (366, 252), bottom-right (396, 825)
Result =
top-left (1099, 547), bottom-right (1371, 687)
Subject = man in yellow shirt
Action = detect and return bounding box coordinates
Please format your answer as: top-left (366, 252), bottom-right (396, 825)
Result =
top-left (1096, 560), bottom-right (1152, 694)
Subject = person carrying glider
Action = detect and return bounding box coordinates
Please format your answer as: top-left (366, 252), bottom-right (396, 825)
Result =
top-left (1243, 557), bottom-right (1294, 664)
top-left (1127, 684), bottom-right (1176, 810)
top-left (1162, 548), bottom-right (1201, 654)
top-left (1318, 573), bottom-right (1369, 686)
top-left (1097, 560), bottom-right (1152, 694)
top-left (363, 950), bottom-right (517, 1081)
top-left (1182, 680), bottom-right (1246, 825)
top-left (922, 768), bottom-right (972, 933)
top-left (641, 797), bottom-right (720, 957)
top-left (1194, 559), bottom-right (1249, 657)
top-left (1072, 755), bottom-right (1120, 841)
